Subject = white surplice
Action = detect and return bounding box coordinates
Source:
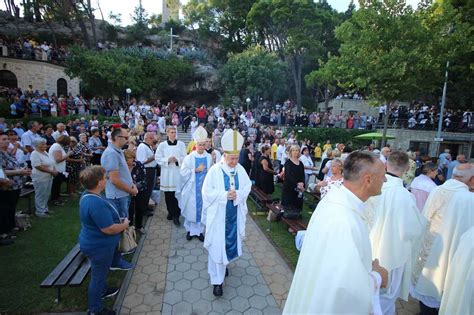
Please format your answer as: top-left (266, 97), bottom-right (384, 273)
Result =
top-left (155, 140), bottom-right (186, 192)
top-left (179, 150), bottom-right (212, 235)
top-left (439, 227), bottom-right (473, 315)
top-left (412, 181), bottom-right (474, 308)
top-left (201, 161), bottom-right (251, 284)
top-left (283, 185), bottom-right (383, 315)
top-left (365, 174), bottom-right (426, 314)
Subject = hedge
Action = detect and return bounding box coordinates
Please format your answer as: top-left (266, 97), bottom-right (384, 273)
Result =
top-left (288, 127), bottom-right (371, 149)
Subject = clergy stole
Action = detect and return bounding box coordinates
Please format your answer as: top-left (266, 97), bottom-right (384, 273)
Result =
top-left (223, 169), bottom-right (239, 262)
top-left (194, 156), bottom-right (208, 223)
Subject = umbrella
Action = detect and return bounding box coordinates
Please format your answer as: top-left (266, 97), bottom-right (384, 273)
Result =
top-left (354, 132), bottom-right (396, 140)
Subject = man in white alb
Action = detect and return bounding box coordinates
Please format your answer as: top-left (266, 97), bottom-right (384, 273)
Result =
top-left (411, 163), bottom-right (474, 314)
top-left (179, 126), bottom-right (212, 242)
top-left (365, 151), bottom-right (426, 315)
top-left (155, 126), bottom-right (186, 226)
top-left (201, 129), bottom-right (251, 297)
top-left (283, 151), bottom-right (388, 314)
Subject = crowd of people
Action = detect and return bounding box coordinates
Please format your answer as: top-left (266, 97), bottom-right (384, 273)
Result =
top-left (0, 96), bottom-right (472, 315)
top-left (0, 38), bottom-right (68, 64)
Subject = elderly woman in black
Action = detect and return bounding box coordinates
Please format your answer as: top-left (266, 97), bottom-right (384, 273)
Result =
top-left (124, 149), bottom-right (148, 234)
top-left (256, 145), bottom-right (275, 195)
top-left (281, 144), bottom-right (305, 215)
top-left (0, 131), bottom-right (31, 245)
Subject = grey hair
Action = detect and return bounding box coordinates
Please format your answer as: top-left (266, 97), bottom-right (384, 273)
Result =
top-left (32, 137), bottom-right (47, 148)
top-left (452, 164), bottom-right (474, 181)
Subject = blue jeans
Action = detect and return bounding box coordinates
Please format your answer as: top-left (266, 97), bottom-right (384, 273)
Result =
top-left (107, 196), bottom-right (130, 218)
top-left (81, 246), bottom-right (121, 312)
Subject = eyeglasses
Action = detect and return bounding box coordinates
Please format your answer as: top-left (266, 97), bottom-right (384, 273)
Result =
top-left (117, 136), bottom-right (129, 140)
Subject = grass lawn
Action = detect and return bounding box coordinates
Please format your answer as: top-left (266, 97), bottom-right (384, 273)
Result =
top-left (0, 194), bottom-right (127, 314)
top-left (249, 184), bottom-right (316, 269)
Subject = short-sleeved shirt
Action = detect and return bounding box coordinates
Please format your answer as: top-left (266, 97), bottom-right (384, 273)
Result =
top-left (48, 143), bottom-right (67, 172)
top-left (30, 150), bottom-right (55, 182)
top-left (79, 193), bottom-right (121, 251)
top-left (101, 144), bottom-right (133, 199)
top-left (21, 130), bottom-right (41, 161)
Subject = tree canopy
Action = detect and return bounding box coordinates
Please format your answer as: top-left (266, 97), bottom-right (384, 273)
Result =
top-left (65, 47), bottom-right (194, 98)
top-left (219, 45), bottom-right (287, 103)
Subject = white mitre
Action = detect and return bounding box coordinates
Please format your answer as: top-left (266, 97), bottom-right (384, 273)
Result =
top-left (221, 129), bottom-right (244, 155)
top-left (193, 126), bottom-right (208, 144)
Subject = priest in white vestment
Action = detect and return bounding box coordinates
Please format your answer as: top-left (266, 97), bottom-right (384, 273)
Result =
top-left (411, 163), bottom-right (474, 313)
top-left (439, 226), bottom-right (473, 315)
top-left (179, 127), bottom-right (212, 242)
top-left (201, 130), bottom-right (251, 297)
top-left (284, 151), bottom-right (389, 315)
top-left (365, 151), bottom-right (426, 315)
top-left (155, 126), bottom-right (186, 226)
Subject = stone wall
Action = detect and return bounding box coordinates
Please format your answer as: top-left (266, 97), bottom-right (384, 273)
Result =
top-left (381, 128), bottom-right (474, 160)
top-left (318, 99), bottom-right (410, 116)
top-left (0, 57), bottom-right (80, 96)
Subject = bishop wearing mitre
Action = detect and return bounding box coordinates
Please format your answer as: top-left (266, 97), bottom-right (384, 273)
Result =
top-left (201, 129), bottom-right (251, 297)
top-left (179, 126), bottom-right (213, 242)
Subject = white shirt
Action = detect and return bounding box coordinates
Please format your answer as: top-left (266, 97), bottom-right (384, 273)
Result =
top-left (299, 154), bottom-right (314, 175)
top-left (30, 150), bottom-right (55, 182)
top-left (136, 142), bottom-right (157, 168)
top-left (48, 143), bottom-right (67, 172)
top-left (21, 130), bottom-right (41, 161)
top-left (52, 130), bottom-right (69, 140)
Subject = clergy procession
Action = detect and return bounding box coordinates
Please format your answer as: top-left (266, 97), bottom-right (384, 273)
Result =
top-left (71, 123), bottom-right (472, 315)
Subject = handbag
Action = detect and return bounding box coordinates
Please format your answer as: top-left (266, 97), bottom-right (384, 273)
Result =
top-left (80, 194), bottom-right (137, 253)
top-left (15, 212), bottom-right (32, 230)
top-left (118, 226), bottom-right (137, 253)
top-left (281, 205), bottom-right (302, 220)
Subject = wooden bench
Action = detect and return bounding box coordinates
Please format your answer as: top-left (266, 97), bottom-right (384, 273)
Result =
top-left (250, 185), bottom-right (273, 211)
top-left (40, 244), bottom-right (91, 302)
top-left (20, 185), bottom-right (35, 214)
top-left (267, 202), bottom-right (308, 233)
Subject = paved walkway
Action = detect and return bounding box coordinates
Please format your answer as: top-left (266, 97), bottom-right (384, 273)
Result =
top-left (120, 195), bottom-right (420, 314)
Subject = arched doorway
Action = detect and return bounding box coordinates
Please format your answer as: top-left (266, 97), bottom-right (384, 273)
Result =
top-left (57, 78), bottom-right (67, 97)
top-left (0, 70), bottom-right (18, 88)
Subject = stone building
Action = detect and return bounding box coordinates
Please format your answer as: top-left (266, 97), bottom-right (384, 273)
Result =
top-left (0, 57), bottom-right (80, 97)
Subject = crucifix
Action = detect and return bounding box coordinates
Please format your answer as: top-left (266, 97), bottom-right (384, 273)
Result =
top-left (169, 28), bottom-right (179, 52)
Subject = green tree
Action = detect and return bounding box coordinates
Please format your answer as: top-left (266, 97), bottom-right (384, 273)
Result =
top-left (219, 46), bottom-right (287, 104)
top-left (126, 0), bottom-right (150, 44)
top-left (310, 0), bottom-right (470, 145)
top-left (64, 47), bottom-right (194, 97)
top-left (183, 0), bottom-right (256, 58)
top-left (246, 0), bottom-right (341, 111)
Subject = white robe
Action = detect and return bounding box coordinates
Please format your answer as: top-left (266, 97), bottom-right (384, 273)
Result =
top-left (412, 181), bottom-right (474, 307)
top-left (439, 227), bottom-right (473, 315)
top-left (179, 151), bottom-right (212, 234)
top-left (410, 174), bottom-right (437, 212)
top-left (155, 140), bottom-right (186, 192)
top-left (284, 185), bottom-right (382, 315)
top-left (201, 161), bottom-right (251, 266)
top-left (365, 175), bottom-right (426, 308)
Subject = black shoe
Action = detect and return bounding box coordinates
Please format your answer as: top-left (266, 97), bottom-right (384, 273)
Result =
top-left (102, 287), bottom-right (119, 299)
top-left (213, 284), bottom-right (223, 296)
top-left (198, 233), bottom-right (205, 242)
top-left (186, 232), bottom-right (192, 241)
top-left (167, 214), bottom-right (173, 220)
top-left (225, 268), bottom-right (229, 277)
top-left (0, 238), bottom-right (14, 246)
top-left (87, 308), bottom-right (116, 315)
top-left (173, 217), bottom-right (180, 226)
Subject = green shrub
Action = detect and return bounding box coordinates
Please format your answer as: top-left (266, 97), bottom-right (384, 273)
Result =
top-left (289, 127), bottom-right (371, 148)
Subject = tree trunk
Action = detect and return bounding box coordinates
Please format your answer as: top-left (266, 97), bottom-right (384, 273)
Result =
top-left (288, 53), bottom-right (303, 112)
top-left (33, 0), bottom-right (41, 22)
top-left (69, 0), bottom-right (91, 48)
top-left (85, 0), bottom-right (98, 46)
top-left (381, 101), bottom-right (392, 147)
top-left (96, 0), bottom-right (105, 21)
